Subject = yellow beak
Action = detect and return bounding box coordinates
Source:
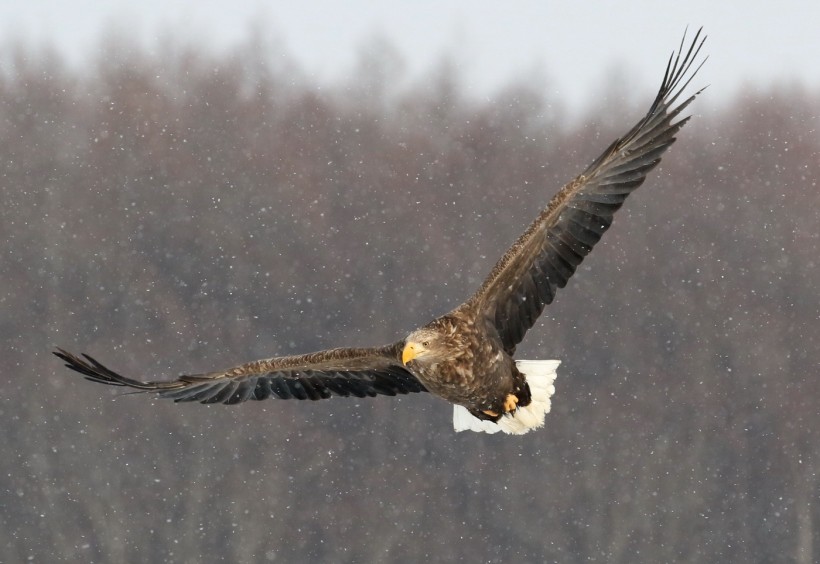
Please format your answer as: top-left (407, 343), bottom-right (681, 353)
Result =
top-left (402, 342), bottom-right (420, 365)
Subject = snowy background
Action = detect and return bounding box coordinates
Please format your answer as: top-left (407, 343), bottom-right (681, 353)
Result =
top-left (2, 2), bottom-right (818, 562)
top-left (4, 0), bottom-right (820, 115)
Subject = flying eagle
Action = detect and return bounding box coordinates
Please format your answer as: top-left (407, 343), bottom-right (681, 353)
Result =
top-left (55, 30), bottom-right (705, 435)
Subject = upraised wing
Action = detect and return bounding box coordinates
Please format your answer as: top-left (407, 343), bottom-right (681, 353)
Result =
top-left (53, 343), bottom-right (426, 405)
top-left (468, 29), bottom-right (706, 354)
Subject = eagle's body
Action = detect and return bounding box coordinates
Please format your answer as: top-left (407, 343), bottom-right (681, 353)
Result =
top-left (405, 313), bottom-right (527, 419)
top-left (55, 30), bottom-right (706, 435)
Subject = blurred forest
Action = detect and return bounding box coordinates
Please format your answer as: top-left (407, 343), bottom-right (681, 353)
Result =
top-left (1, 34), bottom-right (818, 563)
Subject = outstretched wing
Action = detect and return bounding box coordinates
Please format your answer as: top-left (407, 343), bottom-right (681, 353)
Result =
top-left (467, 29), bottom-right (706, 354)
top-left (54, 343), bottom-right (426, 405)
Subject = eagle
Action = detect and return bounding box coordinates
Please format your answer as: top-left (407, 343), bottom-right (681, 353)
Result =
top-left (55, 30), bottom-right (705, 435)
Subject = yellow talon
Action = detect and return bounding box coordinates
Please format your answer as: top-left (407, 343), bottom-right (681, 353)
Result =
top-left (503, 394), bottom-right (519, 413)
top-left (482, 409), bottom-right (499, 417)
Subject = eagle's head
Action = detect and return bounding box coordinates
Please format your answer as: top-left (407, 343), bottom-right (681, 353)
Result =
top-left (402, 327), bottom-right (451, 367)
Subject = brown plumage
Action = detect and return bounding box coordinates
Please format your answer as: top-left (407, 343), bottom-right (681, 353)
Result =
top-left (55, 29), bottom-right (706, 435)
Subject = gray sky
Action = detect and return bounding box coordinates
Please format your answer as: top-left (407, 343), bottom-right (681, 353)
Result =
top-left (2, 1), bottom-right (818, 114)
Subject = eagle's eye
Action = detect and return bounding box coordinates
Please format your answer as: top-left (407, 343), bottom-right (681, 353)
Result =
top-left (422, 341), bottom-right (429, 347)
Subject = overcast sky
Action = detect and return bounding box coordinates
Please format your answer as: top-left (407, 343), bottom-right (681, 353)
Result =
top-left (2, 1), bottom-right (818, 115)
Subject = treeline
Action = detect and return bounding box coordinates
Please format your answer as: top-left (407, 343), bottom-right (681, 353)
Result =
top-left (1, 36), bottom-right (818, 563)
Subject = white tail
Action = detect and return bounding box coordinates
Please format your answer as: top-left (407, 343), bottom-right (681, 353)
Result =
top-left (452, 360), bottom-right (560, 435)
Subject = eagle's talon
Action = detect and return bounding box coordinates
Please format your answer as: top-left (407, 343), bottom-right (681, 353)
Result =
top-left (503, 394), bottom-right (519, 413)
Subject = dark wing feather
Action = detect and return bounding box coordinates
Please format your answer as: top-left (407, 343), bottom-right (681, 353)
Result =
top-left (467, 29), bottom-right (706, 354)
top-left (53, 343), bottom-right (426, 405)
